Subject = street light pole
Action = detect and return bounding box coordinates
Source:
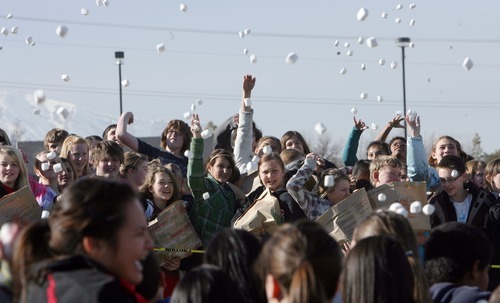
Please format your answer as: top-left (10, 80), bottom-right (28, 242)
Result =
top-left (115, 51), bottom-right (124, 115)
top-left (395, 37), bottom-right (410, 139)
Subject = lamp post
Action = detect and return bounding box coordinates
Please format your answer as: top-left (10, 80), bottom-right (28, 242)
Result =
top-left (115, 51), bottom-right (124, 115)
top-left (395, 37), bottom-right (410, 139)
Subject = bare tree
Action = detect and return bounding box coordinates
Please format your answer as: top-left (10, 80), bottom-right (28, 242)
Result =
top-left (470, 133), bottom-right (484, 160)
top-left (309, 134), bottom-right (343, 166)
top-left (9, 119), bottom-right (25, 148)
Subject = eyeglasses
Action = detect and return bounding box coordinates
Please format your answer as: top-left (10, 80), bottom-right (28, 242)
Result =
top-left (167, 130), bottom-right (183, 137)
top-left (439, 175), bottom-right (461, 185)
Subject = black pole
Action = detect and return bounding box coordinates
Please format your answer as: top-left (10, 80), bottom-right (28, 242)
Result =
top-left (118, 62), bottom-right (123, 115)
top-left (401, 46), bottom-right (407, 139)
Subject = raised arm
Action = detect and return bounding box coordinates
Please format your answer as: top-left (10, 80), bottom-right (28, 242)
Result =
top-left (405, 114), bottom-right (430, 183)
top-left (374, 115), bottom-right (405, 142)
top-left (342, 116), bottom-right (367, 166)
top-left (234, 75), bottom-right (256, 173)
top-left (187, 114), bottom-right (206, 199)
top-left (116, 111), bottom-right (139, 151)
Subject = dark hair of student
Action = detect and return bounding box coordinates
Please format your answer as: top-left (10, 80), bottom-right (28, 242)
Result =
top-left (280, 131), bottom-right (311, 154)
top-left (101, 124), bottom-right (117, 140)
top-left (160, 120), bottom-right (192, 153)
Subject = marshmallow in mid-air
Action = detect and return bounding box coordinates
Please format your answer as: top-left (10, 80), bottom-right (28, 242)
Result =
top-left (243, 28), bottom-right (251, 35)
top-left (250, 54), bottom-right (257, 64)
top-left (183, 112), bottom-right (191, 119)
top-left (81, 8), bottom-right (89, 15)
top-left (356, 7), bottom-right (369, 21)
top-left (396, 4), bottom-right (403, 10)
top-left (379, 58), bottom-right (386, 65)
top-left (324, 175), bottom-right (334, 187)
top-left (1, 27), bottom-right (8, 36)
top-left (61, 74), bottom-right (70, 82)
top-left (409, 19), bottom-right (415, 26)
top-left (378, 193), bottom-right (387, 202)
top-left (409, 42), bottom-right (415, 48)
top-left (184, 150), bottom-right (193, 159)
top-left (56, 25), bottom-right (68, 38)
top-left (377, 96), bottom-right (383, 102)
top-left (238, 31), bottom-right (245, 38)
top-left (262, 145), bottom-right (273, 155)
top-left (451, 169), bottom-right (459, 178)
top-left (315, 122), bottom-right (327, 135)
top-left (179, 3), bottom-right (187, 12)
top-left (410, 201), bottom-right (422, 214)
top-left (41, 210), bottom-right (50, 219)
top-left (41, 162), bottom-right (50, 171)
top-left (360, 92), bottom-right (368, 99)
top-left (409, 3), bottom-right (416, 9)
top-left (462, 57), bottom-right (473, 71)
top-left (201, 129), bottom-right (212, 139)
top-left (202, 192), bottom-right (210, 200)
top-left (47, 151), bottom-right (57, 160)
top-left (246, 161), bottom-right (258, 172)
top-left (10, 26), bottom-right (18, 34)
top-left (334, 40), bottom-right (339, 46)
top-left (243, 48), bottom-right (249, 55)
top-left (196, 99), bottom-right (203, 106)
top-left (190, 104), bottom-right (196, 112)
top-left (371, 123), bottom-right (378, 130)
top-left (156, 43), bottom-right (166, 53)
top-left (389, 202), bottom-right (403, 211)
top-left (395, 18), bottom-right (401, 24)
top-left (351, 107), bottom-right (358, 115)
top-left (347, 50), bottom-right (353, 56)
top-left (358, 37), bottom-right (364, 45)
top-left (53, 163), bottom-right (63, 174)
top-left (407, 109), bottom-right (417, 121)
top-left (33, 108), bottom-right (41, 115)
top-left (26, 36), bottom-right (35, 46)
top-left (340, 68), bottom-right (347, 75)
top-left (56, 107), bottom-right (69, 119)
top-left (285, 52), bottom-right (298, 64)
top-left (344, 42), bottom-right (350, 48)
top-left (6, 13), bottom-right (13, 19)
top-left (121, 79), bottom-right (130, 87)
top-left (361, 63), bottom-right (366, 70)
top-left (390, 61), bottom-right (398, 69)
top-left (422, 204), bottom-right (435, 215)
top-left (381, 12), bottom-right (388, 18)
top-left (34, 90), bottom-right (45, 104)
top-left (396, 111), bottom-right (402, 116)
top-left (366, 37), bottom-right (378, 48)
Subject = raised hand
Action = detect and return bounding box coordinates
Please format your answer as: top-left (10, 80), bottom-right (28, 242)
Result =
top-left (405, 114), bottom-right (421, 137)
top-left (191, 113), bottom-right (202, 139)
top-left (353, 117), bottom-right (368, 131)
top-left (388, 115), bottom-right (405, 128)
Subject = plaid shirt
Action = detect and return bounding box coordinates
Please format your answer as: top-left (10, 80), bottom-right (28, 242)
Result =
top-left (188, 138), bottom-right (242, 246)
top-left (286, 158), bottom-right (333, 221)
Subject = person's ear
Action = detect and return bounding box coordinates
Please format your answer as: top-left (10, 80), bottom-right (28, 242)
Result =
top-left (373, 171), bottom-right (380, 183)
top-left (82, 236), bottom-right (104, 256)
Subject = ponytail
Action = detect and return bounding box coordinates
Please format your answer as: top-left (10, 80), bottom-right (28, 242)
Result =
top-left (288, 260), bottom-right (326, 303)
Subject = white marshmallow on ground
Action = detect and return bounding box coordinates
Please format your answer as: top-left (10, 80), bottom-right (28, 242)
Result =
top-left (462, 57), bottom-right (473, 71)
top-left (41, 162), bottom-right (50, 171)
top-left (183, 112), bottom-right (191, 119)
top-left (262, 145), bottom-right (272, 155)
top-left (344, 42), bottom-right (350, 48)
top-left (196, 99), bottom-right (203, 106)
top-left (379, 58), bottom-right (386, 65)
top-left (53, 163), bottom-right (63, 174)
top-left (179, 3), bottom-right (187, 12)
top-left (190, 104), bottom-right (196, 112)
top-left (1, 27), bottom-right (8, 36)
top-left (396, 207), bottom-right (408, 218)
top-left (250, 54), bottom-right (257, 64)
top-left (340, 68), bottom-right (347, 75)
top-left (243, 28), bottom-right (251, 35)
top-left (378, 193), bottom-right (387, 202)
top-left (315, 123), bottom-right (327, 135)
top-left (10, 26), bottom-right (18, 34)
top-left (61, 74), bottom-right (70, 82)
top-left (410, 201), bottom-right (422, 214)
top-left (201, 129), bottom-right (212, 139)
top-left (34, 90), bottom-right (45, 104)
top-left (26, 36), bottom-right (34, 46)
top-left (366, 37), bottom-right (378, 48)
top-left (6, 13), bottom-right (13, 19)
top-left (334, 40), bottom-right (339, 46)
top-left (243, 48), bottom-right (249, 55)
top-left (121, 79), bottom-right (130, 87)
top-left (351, 107), bottom-right (358, 115)
top-left (41, 210), bottom-right (50, 219)
top-left (56, 25), bottom-right (68, 38)
top-left (409, 19), bottom-right (415, 26)
top-left (184, 150), bottom-right (193, 159)
top-left (389, 202), bottom-right (403, 211)
top-left (33, 108), bottom-right (41, 115)
top-left (360, 92), bottom-right (368, 99)
top-left (56, 107), bottom-right (69, 119)
top-left (409, 3), bottom-right (416, 9)
top-left (356, 7), bottom-right (369, 21)
top-left (81, 8), bottom-right (89, 15)
top-left (409, 42), bottom-right (415, 48)
top-left (243, 98), bottom-right (251, 107)
top-left (396, 4), bottom-right (403, 10)
top-left (381, 12), bottom-right (388, 18)
top-left (324, 175), bottom-right (334, 187)
top-left (451, 170), bottom-right (459, 178)
top-left (377, 96), bottom-right (383, 102)
top-left (371, 123), bottom-right (378, 130)
top-left (391, 61), bottom-right (398, 69)
top-left (422, 204), bottom-right (435, 215)
top-left (47, 151), bottom-right (57, 160)
top-left (358, 37), bottom-right (364, 44)
top-left (361, 63), bottom-right (366, 70)
top-left (156, 43), bottom-right (166, 52)
top-left (395, 18), bottom-right (401, 24)
top-left (202, 192), bottom-right (210, 200)
top-left (285, 52), bottom-right (298, 64)
top-left (347, 50), bottom-right (353, 56)
top-left (238, 31), bottom-right (245, 38)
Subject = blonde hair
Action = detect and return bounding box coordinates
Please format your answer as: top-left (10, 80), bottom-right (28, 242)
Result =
top-left (486, 158), bottom-right (500, 192)
top-left (369, 155), bottom-right (402, 185)
top-left (59, 135), bottom-right (90, 177)
top-left (119, 151), bottom-right (148, 177)
top-left (0, 146), bottom-right (29, 190)
top-left (139, 160), bottom-right (180, 205)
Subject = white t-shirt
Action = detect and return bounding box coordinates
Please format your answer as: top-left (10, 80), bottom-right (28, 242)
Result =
top-left (452, 194), bottom-right (472, 223)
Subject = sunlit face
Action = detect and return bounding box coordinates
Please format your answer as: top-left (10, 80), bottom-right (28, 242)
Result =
top-left (259, 160), bottom-right (284, 192)
top-left (36, 153), bottom-right (58, 182)
top-left (105, 128), bottom-right (117, 142)
top-left (326, 179), bottom-right (351, 205)
top-left (69, 143), bottom-right (88, 176)
top-left (487, 173), bottom-right (500, 193)
top-left (165, 129), bottom-right (184, 153)
top-left (285, 136), bottom-right (304, 153)
top-left (95, 156), bottom-right (121, 179)
top-left (375, 166), bottom-right (402, 185)
top-left (438, 168), bottom-right (466, 200)
top-left (149, 172), bottom-right (174, 205)
top-left (390, 139), bottom-right (406, 157)
top-left (90, 200), bottom-right (153, 285)
top-left (432, 139), bottom-right (459, 163)
top-left (128, 160), bottom-right (148, 189)
top-left (0, 154), bottom-right (20, 188)
top-left (208, 157), bottom-right (233, 184)
top-left (472, 166), bottom-right (486, 189)
top-left (58, 162), bottom-right (75, 189)
top-left (255, 139), bottom-right (280, 157)
top-left (367, 145), bottom-right (387, 161)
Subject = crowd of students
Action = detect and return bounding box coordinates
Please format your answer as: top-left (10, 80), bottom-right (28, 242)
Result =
top-left (0, 74), bottom-right (500, 302)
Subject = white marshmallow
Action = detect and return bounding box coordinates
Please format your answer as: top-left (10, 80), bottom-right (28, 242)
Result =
top-left (361, 63), bottom-right (366, 70)
top-left (344, 42), bottom-right (350, 48)
top-left (396, 111), bottom-right (402, 116)
top-left (396, 4), bottom-right (403, 10)
top-left (121, 79), bottom-right (129, 87)
top-left (41, 162), bottom-right (50, 171)
top-left (201, 129), bottom-right (212, 139)
top-left (6, 13), bottom-right (13, 19)
top-left (53, 163), bottom-right (63, 173)
top-left (243, 48), bottom-right (249, 55)
top-left (315, 122), bottom-right (327, 135)
top-left (250, 54), bottom-right (257, 64)
top-left (61, 74), bottom-right (70, 82)
top-left (409, 42), bottom-right (415, 48)
top-left (395, 18), bottom-right (401, 24)
top-left (34, 90), bottom-right (45, 104)
top-left (190, 104), bottom-right (196, 112)
top-left (422, 204), bottom-right (436, 215)
top-left (377, 96), bottom-right (383, 102)
top-left (156, 43), bottom-right (166, 53)
top-left (360, 92), bottom-right (368, 99)
top-left (340, 68), bottom-right (347, 75)
top-left (251, 155), bottom-right (260, 163)
top-left (358, 37), bottom-right (364, 45)
top-left (183, 112), bottom-right (191, 119)
top-left (334, 40), bottom-right (339, 46)
top-left (96, 0), bottom-right (103, 6)
top-left (379, 58), bottom-right (386, 65)
top-left (356, 7), bottom-right (369, 21)
top-left (243, 28), bottom-right (251, 35)
top-left (378, 193), bottom-right (387, 202)
top-left (395, 207), bottom-right (408, 217)
top-left (41, 210), bottom-right (50, 219)
top-left (56, 25), bottom-right (68, 38)
top-left (324, 175), bottom-right (334, 187)
top-left (196, 99), bottom-right (203, 106)
top-left (246, 161), bottom-right (258, 172)
top-left (1, 27), bottom-right (8, 36)
top-left (10, 26), bottom-right (18, 34)
top-left (179, 3), bottom-right (187, 12)
top-left (451, 170), bottom-right (459, 178)
top-left (347, 50), bottom-right (353, 56)
top-left (381, 12), bottom-right (388, 18)
top-left (243, 98), bottom-right (252, 107)
top-left (351, 107), bottom-right (358, 115)
top-left (409, 19), bottom-right (415, 26)
top-left (102, 0), bottom-right (109, 6)
top-left (462, 57), bottom-right (473, 71)
top-left (26, 36), bottom-right (35, 46)
top-left (33, 108), bottom-right (41, 115)
top-left (409, 3), bottom-right (416, 9)
top-left (184, 150), bottom-right (193, 159)
top-left (262, 145), bottom-right (272, 155)
top-left (47, 151), bottom-right (57, 160)
top-left (390, 61), bottom-right (398, 69)
top-left (56, 107), bottom-right (69, 119)
top-left (410, 201), bottom-right (422, 214)
top-left (202, 192), bottom-right (210, 200)
top-left (366, 37), bottom-right (378, 48)
top-left (81, 8), bottom-right (89, 15)
top-left (389, 202), bottom-right (403, 211)
top-left (238, 31), bottom-right (245, 38)
top-left (371, 123), bottom-right (378, 130)
top-left (285, 52), bottom-right (298, 64)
